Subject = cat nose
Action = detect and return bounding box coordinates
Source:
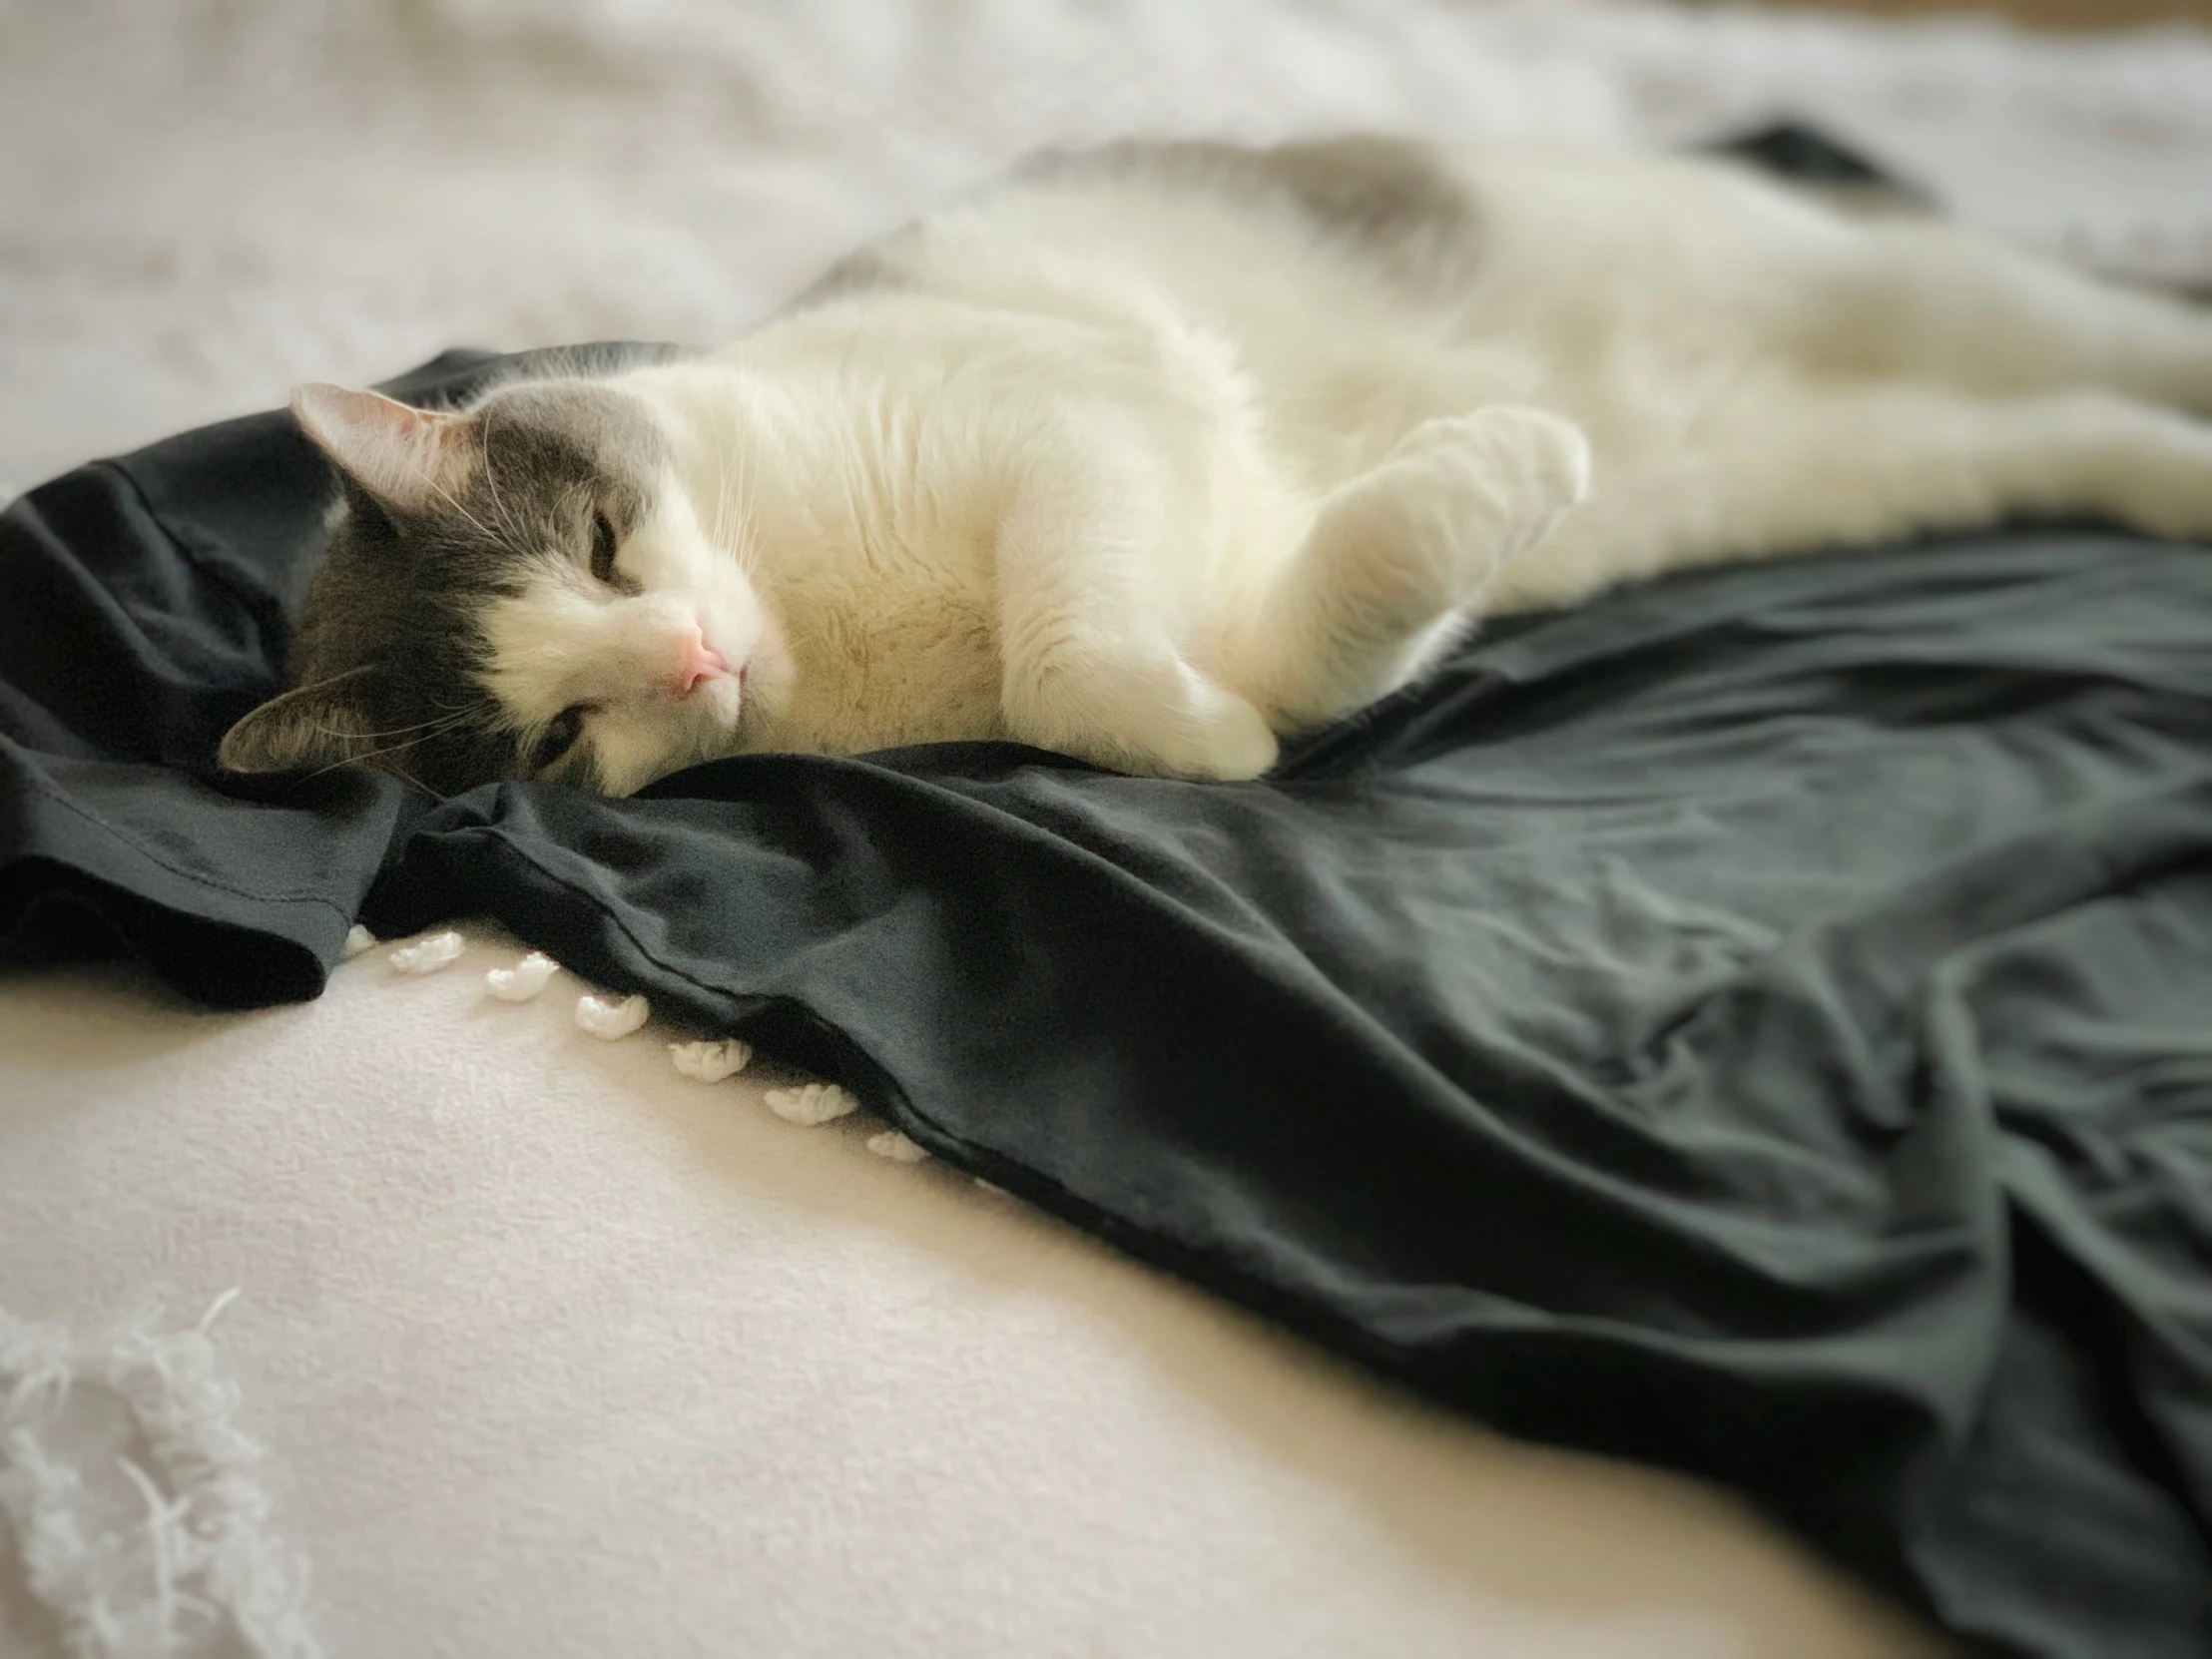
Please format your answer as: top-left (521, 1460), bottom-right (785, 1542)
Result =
top-left (669, 622), bottom-right (729, 699)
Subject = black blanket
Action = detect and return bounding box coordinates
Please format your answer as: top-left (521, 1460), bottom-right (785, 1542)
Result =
top-left (9, 348), bottom-right (2212, 1656)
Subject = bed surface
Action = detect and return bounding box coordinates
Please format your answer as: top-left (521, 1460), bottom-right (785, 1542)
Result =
top-left (10, 3), bottom-right (2212, 1655)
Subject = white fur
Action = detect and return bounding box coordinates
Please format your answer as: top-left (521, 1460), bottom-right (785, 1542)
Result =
top-left (479, 145), bottom-right (2212, 794)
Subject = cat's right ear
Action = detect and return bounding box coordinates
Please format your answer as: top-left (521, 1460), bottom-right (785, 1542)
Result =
top-left (217, 671), bottom-right (381, 776)
top-left (291, 383), bottom-right (471, 513)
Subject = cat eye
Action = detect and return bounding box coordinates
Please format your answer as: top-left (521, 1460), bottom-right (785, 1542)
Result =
top-left (589, 512), bottom-right (620, 584)
top-left (533, 705), bottom-right (588, 773)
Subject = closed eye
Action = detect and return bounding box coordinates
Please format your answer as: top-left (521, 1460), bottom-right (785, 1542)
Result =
top-left (531, 705), bottom-right (589, 774)
top-left (589, 512), bottom-right (620, 585)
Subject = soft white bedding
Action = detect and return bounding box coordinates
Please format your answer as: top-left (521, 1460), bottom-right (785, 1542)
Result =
top-left (8, 2), bottom-right (2212, 1653)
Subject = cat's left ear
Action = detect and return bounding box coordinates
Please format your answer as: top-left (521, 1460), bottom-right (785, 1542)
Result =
top-left (217, 670), bottom-right (382, 776)
top-left (291, 383), bottom-right (472, 513)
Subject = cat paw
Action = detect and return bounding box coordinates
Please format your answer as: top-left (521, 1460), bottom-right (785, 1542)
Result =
top-left (1012, 651), bottom-right (1280, 781)
top-left (1157, 676), bottom-right (1281, 781)
top-left (1366, 406), bottom-right (1592, 597)
top-left (1093, 664), bottom-right (1280, 780)
top-left (2112, 423), bottom-right (2212, 543)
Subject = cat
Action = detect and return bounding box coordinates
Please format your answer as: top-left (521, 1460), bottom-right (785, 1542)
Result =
top-left (218, 137), bottom-right (2212, 798)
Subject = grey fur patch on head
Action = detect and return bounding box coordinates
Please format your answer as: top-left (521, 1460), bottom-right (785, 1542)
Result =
top-left (220, 367), bottom-right (674, 795)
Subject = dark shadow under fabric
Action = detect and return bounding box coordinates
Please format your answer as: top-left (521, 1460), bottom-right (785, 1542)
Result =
top-left (8, 341), bottom-right (2212, 1656)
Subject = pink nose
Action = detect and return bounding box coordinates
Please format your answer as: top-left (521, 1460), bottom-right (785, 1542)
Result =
top-left (670, 623), bottom-right (730, 699)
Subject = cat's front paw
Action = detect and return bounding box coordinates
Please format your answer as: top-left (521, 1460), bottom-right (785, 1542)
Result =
top-left (1160, 677), bottom-right (1281, 781)
top-left (1009, 651), bottom-right (1280, 782)
top-left (1093, 662), bottom-right (1279, 781)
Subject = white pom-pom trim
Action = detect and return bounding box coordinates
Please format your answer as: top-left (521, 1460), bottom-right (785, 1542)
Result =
top-left (763, 1082), bottom-right (856, 1126)
top-left (341, 923), bottom-right (377, 959)
top-left (866, 1129), bottom-right (929, 1163)
top-left (575, 992), bottom-right (650, 1040)
top-left (388, 930), bottom-right (464, 975)
top-left (670, 1038), bottom-right (752, 1081)
top-left (485, 951), bottom-right (559, 1002)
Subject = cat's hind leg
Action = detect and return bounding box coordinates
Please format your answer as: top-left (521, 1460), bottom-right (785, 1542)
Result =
top-left (1806, 222), bottom-right (2212, 413)
top-left (1235, 406), bottom-right (1590, 726)
top-left (1500, 382), bottom-right (2212, 612)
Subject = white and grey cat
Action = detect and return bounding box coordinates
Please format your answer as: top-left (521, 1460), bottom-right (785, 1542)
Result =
top-left (220, 138), bottom-right (2212, 797)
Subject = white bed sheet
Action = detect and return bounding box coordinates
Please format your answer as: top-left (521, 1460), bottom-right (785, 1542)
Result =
top-left (0, 929), bottom-right (1936, 1659)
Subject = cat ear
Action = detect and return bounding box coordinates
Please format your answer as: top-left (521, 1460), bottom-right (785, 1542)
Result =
top-left (217, 670), bottom-right (381, 775)
top-left (291, 382), bottom-right (471, 512)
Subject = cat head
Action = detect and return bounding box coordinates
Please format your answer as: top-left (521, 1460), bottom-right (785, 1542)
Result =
top-left (219, 375), bottom-right (782, 797)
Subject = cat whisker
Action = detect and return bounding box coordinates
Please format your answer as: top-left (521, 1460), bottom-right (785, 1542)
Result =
top-left (299, 705), bottom-right (477, 771)
top-left (467, 410), bottom-right (535, 551)
top-left (366, 753), bottom-right (451, 802)
top-left (278, 663), bottom-right (379, 702)
top-left (476, 444), bottom-right (527, 550)
top-left (397, 448), bottom-right (506, 551)
top-left (317, 709), bottom-right (477, 744)
top-left (704, 384), bottom-right (749, 565)
top-left (304, 725), bottom-right (468, 783)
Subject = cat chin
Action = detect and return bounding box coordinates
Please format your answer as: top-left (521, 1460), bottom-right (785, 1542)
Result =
top-left (693, 670), bottom-right (744, 734)
top-left (727, 613), bottom-right (797, 728)
top-left (632, 639), bottom-right (786, 789)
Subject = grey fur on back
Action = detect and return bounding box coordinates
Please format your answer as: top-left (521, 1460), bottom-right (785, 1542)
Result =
top-left (1021, 137), bottom-right (1482, 285)
top-left (796, 137), bottom-right (1484, 309)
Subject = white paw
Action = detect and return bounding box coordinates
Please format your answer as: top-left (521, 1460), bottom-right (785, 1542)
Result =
top-left (2113, 425), bottom-right (2212, 542)
top-left (1019, 654), bottom-right (1280, 781)
top-left (342, 923), bottom-right (377, 959)
top-left (1391, 406), bottom-right (1590, 512)
top-left (1371, 406), bottom-right (1592, 593)
top-left (1160, 672), bottom-right (1280, 781)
